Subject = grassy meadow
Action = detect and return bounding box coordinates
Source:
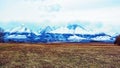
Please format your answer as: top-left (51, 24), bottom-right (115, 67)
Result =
top-left (0, 43), bottom-right (120, 68)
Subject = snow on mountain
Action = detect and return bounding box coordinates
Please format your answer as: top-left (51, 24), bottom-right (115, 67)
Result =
top-left (50, 26), bottom-right (73, 34)
top-left (50, 24), bottom-right (94, 34)
top-left (4, 24), bottom-right (41, 43)
top-left (10, 24), bottom-right (31, 33)
top-left (75, 27), bottom-right (93, 34)
top-left (33, 31), bottom-right (41, 36)
top-left (91, 35), bottom-right (111, 41)
top-left (108, 33), bottom-right (119, 37)
top-left (3, 24), bottom-right (117, 43)
top-left (68, 35), bottom-right (86, 42)
top-left (4, 34), bottom-right (30, 43)
top-left (6, 35), bottom-right (27, 39)
top-left (6, 24), bottom-right (41, 36)
top-left (40, 26), bottom-right (55, 34)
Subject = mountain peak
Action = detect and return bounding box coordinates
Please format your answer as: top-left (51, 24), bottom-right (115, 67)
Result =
top-left (50, 24), bottom-right (91, 34)
top-left (10, 24), bottom-right (31, 33)
top-left (40, 26), bottom-right (55, 34)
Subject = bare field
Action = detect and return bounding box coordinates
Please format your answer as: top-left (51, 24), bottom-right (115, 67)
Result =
top-left (0, 43), bottom-right (120, 68)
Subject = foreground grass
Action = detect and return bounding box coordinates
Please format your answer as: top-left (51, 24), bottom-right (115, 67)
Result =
top-left (0, 43), bottom-right (120, 68)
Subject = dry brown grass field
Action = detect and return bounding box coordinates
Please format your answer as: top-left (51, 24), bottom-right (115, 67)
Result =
top-left (0, 43), bottom-right (120, 68)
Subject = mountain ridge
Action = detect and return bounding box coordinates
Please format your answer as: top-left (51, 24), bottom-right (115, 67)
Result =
top-left (3, 24), bottom-right (118, 43)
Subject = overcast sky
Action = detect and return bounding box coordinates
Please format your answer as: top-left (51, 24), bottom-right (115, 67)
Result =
top-left (0, 0), bottom-right (120, 34)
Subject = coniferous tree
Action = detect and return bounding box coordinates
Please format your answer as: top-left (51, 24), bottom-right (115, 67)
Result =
top-left (114, 35), bottom-right (120, 45)
top-left (0, 27), bottom-right (4, 42)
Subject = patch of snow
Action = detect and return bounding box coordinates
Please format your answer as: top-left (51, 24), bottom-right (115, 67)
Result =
top-left (68, 35), bottom-right (86, 42)
top-left (34, 31), bottom-right (41, 36)
top-left (91, 36), bottom-right (111, 41)
top-left (6, 35), bottom-right (27, 39)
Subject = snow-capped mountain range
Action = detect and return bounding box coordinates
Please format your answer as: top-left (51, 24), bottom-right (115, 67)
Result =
top-left (3, 24), bottom-right (118, 43)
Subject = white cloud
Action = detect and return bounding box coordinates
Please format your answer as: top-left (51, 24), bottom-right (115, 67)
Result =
top-left (0, 0), bottom-right (120, 33)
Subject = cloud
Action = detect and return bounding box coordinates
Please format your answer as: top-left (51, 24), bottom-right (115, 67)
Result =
top-left (0, 0), bottom-right (120, 33)
top-left (0, 0), bottom-right (120, 23)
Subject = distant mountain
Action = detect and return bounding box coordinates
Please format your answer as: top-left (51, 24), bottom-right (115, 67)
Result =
top-left (109, 33), bottom-right (119, 37)
top-left (38, 24), bottom-right (116, 43)
top-left (4, 24), bottom-right (39, 43)
top-left (9, 24), bottom-right (31, 33)
top-left (3, 24), bottom-right (117, 43)
top-left (5, 24), bottom-right (41, 36)
top-left (50, 24), bottom-right (91, 34)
